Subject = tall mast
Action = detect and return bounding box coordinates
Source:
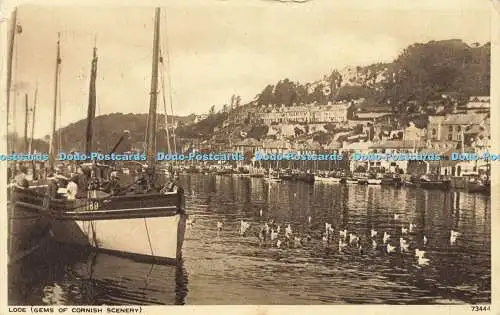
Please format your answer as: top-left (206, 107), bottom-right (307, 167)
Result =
top-left (85, 43), bottom-right (98, 154)
top-left (145, 7), bottom-right (161, 167)
top-left (6, 8), bottom-right (18, 144)
top-left (49, 33), bottom-right (62, 170)
top-left (29, 85), bottom-right (38, 154)
top-left (24, 93), bottom-right (29, 151)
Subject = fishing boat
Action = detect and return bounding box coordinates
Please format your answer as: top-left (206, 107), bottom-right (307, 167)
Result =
top-left (6, 8), bottom-right (53, 264)
top-left (357, 174), bottom-right (368, 185)
top-left (11, 8), bottom-right (186, 264)
top-left (466, 177), bottom-right (490, 194)
top-left (367, 173), bottom-right (381, 185)
top-left (419, 174), bottom-right (451, 190)
top-left (249, 167), bottom-right (266, 178)
top-left (264, 169), bottom-right (282, 183)
top-left (345, 177), bottom-right (358, 184)
top-left (296, 171), bottom-right (315, 184)
top-left (279, 169), bottom-right (297, 181)
top-left (314, 171), bottom-right (343, 183)
top-left (215, 165), bottom-right (233, 175)
top-left (367, 178), bottom-right (382, 185)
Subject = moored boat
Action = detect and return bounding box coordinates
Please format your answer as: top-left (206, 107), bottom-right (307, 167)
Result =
top-left (345, 178), bottom-right (358, 184)
top-left (12, 183), bottom-right (186, 263)
top-left (297, 172), bottom-right (315, 183)
top-left (419, 175), bottom-right (451, 190)
top-left (367, 178), bottom-right (382, 185)
top-left (466, 177), bottom-right (490, 194)
top-left (10, 8), bottom-right (187, 264)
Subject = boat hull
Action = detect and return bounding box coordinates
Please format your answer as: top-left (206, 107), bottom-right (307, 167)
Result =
top-left (367, 179), bottom-right (382, 185)
top-left (8, 201), bottom-right (52, 264)
top-left (419, 180), bottom-right (451, 190)
top-left (51, 212), bottom-right (186, 263)
top-left (314, 176), bottom-right (343, 183)
top-left (11, 187), bottom-right (186, 264)
top-left (466, 182), bottom-right (490, 194)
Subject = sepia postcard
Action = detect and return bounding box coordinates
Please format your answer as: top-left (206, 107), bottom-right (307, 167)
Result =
top-left (0, 0), bottom-right (498, 314)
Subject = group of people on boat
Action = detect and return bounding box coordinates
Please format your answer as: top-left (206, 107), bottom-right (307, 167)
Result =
top-left (8, 160), bottom-right (179, 201)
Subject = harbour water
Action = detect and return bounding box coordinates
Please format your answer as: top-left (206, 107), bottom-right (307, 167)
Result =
top-left (9, 174), bottom-right (491, 304)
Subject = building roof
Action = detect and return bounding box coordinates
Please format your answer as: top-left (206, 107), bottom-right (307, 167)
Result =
top-left (441, 113), bottom-right (487, 125)
top-left (356, 112), bottom-right (391, 119)
top-left (369, 140), bottom-right (427, 149)
top-left (262, 139), bottom-right (290, 149)
top-left (234, 138), bottom-right (261, 147)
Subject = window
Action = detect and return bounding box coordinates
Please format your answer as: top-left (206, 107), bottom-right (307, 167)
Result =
top-left (457, 126), bottom-right (461, 132)
top-left (448, 126), bottom-right (453, 132)
top-left (448, 134), bottom-right (452, 141)
top-left (432, 129), bottom-right (437, 136)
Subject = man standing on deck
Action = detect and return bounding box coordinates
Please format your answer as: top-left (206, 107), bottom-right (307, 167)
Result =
top-left (66, 175), bottom-right (79, 200)
top-left (76, 166), bottom-right (90, 198)
top-left (13, 164), bottom-right (29, 188)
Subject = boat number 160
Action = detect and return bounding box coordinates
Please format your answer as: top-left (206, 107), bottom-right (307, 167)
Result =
top-left (87, 201), bottom-right (100, 210)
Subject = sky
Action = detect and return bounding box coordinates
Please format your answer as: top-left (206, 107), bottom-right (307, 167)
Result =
top-left (4, 0), bottom-right (493, 138)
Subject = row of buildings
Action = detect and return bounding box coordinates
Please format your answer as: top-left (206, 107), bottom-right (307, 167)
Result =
top-left (176, 95), bottom-right (490, 178)
top-left (226, 96), bottom-right (491, 177)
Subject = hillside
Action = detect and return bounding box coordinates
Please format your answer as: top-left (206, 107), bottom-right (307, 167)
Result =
top-left (187, 39), bottom-right (490, 143)
top-left (50, 112), bottom-right (195, 152)
top-left (255, 39), bottom-right (490, 111)
top-left (23, 40), bottom-right (489, 151)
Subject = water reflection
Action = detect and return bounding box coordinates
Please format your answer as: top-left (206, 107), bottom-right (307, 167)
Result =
top-left (181, 174), bottom-right (490, 304)
top-left (9, 244), bottom-right (188, 305)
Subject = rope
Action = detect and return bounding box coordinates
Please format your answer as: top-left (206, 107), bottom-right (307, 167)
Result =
top-left (160, 13), bottom-right (177, 153)
top-left (11, 37), bottom-right (19, 147)
top-left (159, 49), bottom-right (172, 154)
top-left (143, 217), bottom-right (155, 256)
top-left (57, 65), bottom-right (62, 152)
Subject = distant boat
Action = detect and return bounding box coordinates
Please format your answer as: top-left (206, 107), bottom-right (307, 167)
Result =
top-left (297, 172), bottom-right (315, 184)
top-left (215, 166), bottom-right (233, 175)
top-left (314, 175), bottom-right (343, 183)
top-left (466, 177), bottom-right (490, 194)
top-left (279, 169), bottom-right (296, 181)
top-left (249, 167), bottom-right (266, 178)
top-left (264, 176), bottom-right (282, 183)
top-left (345, 178), bottom-right (358, 184)
top-left (265, 170), bottom-right (282, 183)
top-left (357, 176), bottom-right (368, 185)
top-left (419, 175), bottom-right (451, 190)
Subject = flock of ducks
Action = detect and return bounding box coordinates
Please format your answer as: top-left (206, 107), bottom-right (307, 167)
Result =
top-left (185, 186), bottom-right (464, 269)
top-left (186, 210), bottom-right (463, 268)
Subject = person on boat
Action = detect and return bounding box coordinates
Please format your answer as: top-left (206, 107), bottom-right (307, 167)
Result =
top-left (7, 164), bottom-right (13, 182)
top-left (134, 168), bottom-right (147, 192)
top-left (47, 175), bottom-right (58, 198)
top-left (88, 169), bottom-right (100, 190)
top-left (66, 175), bottom-right (79, 200)
top-left (134, 167), bottom-right (153, 192)
top-left (76, 166), bottom-right (90, 198)
top-left (160, 180), bottom-right (178, 193)
top-left (102, 171), bottom-right (121, 194)
top-left (13, 164), bottom-right (29, 188)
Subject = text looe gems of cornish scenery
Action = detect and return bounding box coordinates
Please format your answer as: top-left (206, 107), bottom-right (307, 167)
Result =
top-left (1, 0), bottom-right (496, 313)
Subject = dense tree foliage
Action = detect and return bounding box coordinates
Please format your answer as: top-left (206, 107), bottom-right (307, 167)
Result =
top-left (254, 40), bottom-right (490, 114)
